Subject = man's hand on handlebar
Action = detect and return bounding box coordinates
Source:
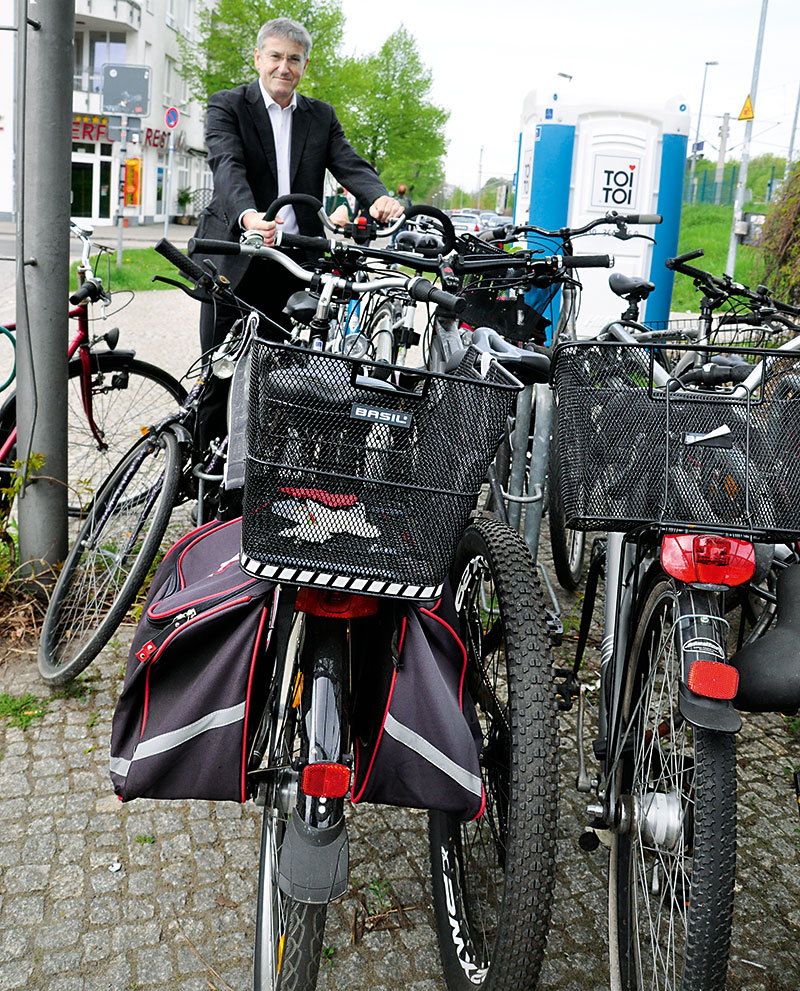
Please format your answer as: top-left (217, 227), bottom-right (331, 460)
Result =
top-left (241, 211), bottom-right (283, 245)
top-left (369, 195), bottom-right (404, 224)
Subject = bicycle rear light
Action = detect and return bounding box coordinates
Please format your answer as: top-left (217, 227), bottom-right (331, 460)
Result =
top-left (687, 660), bottom-right (739, 700)
top-left (294, 588), bottom-right (379, 618)
top-left (301, 762), bottom-right (351, 798)
top-left (661, 534), bottom-right (755, 586)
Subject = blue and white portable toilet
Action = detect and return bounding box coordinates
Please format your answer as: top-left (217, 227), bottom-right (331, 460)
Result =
top-left (514, 88), bottom-right (689, 334)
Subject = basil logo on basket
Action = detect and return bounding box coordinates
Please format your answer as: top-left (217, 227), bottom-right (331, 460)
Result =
top-left (350, 403), bottom-right (412, 429)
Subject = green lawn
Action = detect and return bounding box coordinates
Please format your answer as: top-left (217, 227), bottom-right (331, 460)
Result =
top-left (71, 247), bottom-right (194, 294)
top-left (670, 203), bottom-right (765, 311)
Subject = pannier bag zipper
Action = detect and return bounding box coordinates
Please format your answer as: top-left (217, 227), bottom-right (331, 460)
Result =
top-left (136, 608), bottom-right (198, 662)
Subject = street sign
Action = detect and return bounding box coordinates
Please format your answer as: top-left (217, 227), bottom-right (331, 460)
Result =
top-left (165, 106), bottom-right (180, 129)
top-left (107, 115), bottom-right (142, 142)
top-left (102, 64), bottom-right (151, 115)
top-left (739, 93), bottom-right (754, 121)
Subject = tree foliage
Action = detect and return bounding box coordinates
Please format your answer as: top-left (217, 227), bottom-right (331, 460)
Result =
top-left (760, 162), bottom-right (800, 302)
top-left (178, 2), bottom-right (448, 199)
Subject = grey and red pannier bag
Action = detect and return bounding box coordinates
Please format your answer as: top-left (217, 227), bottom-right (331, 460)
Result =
top-left (350, 590), bottom-right (486, 821)
top-left (109, 517), bottom-right (276, 803)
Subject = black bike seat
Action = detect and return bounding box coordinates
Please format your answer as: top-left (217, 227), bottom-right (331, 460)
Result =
top-left (608, 273), bottom-right (655, 300)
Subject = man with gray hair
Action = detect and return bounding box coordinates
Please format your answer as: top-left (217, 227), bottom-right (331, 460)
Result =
top-left (192, 16), bottom-right (402, 446)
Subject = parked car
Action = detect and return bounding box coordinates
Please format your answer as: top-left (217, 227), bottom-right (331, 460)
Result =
top-left (480, 212), bottom-right (503, 228)
top-left (451, 213), bottom-right (482, 235)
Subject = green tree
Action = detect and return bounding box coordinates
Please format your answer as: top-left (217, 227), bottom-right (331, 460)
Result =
top-left (332, 28), bottom-right (448, 201)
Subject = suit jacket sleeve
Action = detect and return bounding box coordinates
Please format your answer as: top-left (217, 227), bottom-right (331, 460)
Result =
top-left (204, 88), bottom-right (263, 237)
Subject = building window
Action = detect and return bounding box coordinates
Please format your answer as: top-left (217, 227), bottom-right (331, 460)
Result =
top-left (73, 29), bottom-right (126, 93)
top-left (166, 0), bottom-right (176, 28)
top-left (164, 56), bottom-right (175, 107)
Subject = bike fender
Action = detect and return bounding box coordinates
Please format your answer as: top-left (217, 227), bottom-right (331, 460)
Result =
top-left (68, 348), bottom-right (136, 372)
top-left (278, 814), bottom-right (348, 904)
top-left (678, 682), bottom-right (741, 733)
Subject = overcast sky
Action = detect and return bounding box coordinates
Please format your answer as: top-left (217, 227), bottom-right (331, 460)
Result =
top-left (339, 0), bottom-right (800, 190)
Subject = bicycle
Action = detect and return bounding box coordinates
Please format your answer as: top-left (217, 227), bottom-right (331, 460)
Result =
top-left (101, 199), bottom-right (560, 991)
top-left (551, 250), bottom-right (800, 991)
top-left (0, 221), bottom-right (186, 515)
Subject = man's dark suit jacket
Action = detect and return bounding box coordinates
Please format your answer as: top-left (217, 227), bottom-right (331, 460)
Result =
top-left (193, 80), bottom-right (388, 289)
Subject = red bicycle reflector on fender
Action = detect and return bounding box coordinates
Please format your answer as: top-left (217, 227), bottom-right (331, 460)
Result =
top-left (661, 534), bottom-right (755, 586)
top-left (301, 762), bottom-right (351, 798)
top-left (687, 660), bottom-right (739, 700)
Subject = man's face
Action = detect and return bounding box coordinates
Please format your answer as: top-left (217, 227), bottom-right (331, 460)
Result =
top-left (255, 35), bottom-right (308, 107)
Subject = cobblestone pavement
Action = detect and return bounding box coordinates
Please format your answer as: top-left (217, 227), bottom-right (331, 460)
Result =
top-left (2, 556), bottom-right (800, 991)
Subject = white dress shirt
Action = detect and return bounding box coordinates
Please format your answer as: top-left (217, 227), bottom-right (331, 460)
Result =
top-left (239, 81), bottom-right (300, 234)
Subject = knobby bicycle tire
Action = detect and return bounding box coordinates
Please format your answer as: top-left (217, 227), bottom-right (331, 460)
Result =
top-left (0, 354), bottom-right (185, 516)
top-left (429, 516), bottom-right (559, 991)
top-left (254, 613), bottom-right (340, 991)
top-left (37, 428), bottom-right (182, 685)
top-left (609, 577), bottom-right (736, 991)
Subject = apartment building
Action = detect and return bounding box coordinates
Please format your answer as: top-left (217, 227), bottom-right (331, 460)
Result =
top-left (1, 0), bottom-right (213, 224)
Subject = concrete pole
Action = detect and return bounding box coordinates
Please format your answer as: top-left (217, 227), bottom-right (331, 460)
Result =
top-left (16, 0), bottom-right (74, 575)
top-left (688, 61), bottom-right (718, 204)
top-left (726, 0), bottom-right (769, 277)
top-left (783, 81), bottom-right (800, 183)
top-left (714, 113), bottom-right (729, 205)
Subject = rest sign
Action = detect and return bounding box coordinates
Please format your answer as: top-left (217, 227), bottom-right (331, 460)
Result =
top-left (591, 155), bottom-right (641, 210)
top-left (165, 106), bottom-right (180, 129)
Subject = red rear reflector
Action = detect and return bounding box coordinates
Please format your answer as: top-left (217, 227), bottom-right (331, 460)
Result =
top-left (294, 587), bottom-right (379, 617)
top-left (661, 534), bottom-right (755, 586)
top-left (301, 762), bottom-right (351, 798)
top-left (687, 660), bottom-right (739, 700)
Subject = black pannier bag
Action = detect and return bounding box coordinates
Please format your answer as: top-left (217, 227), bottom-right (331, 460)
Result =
top-left (350, 588), bottom-right (485, 821)
top-left (109, 517), bottom-right (277, 803)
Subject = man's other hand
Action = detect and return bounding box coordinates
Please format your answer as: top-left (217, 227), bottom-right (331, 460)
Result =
top-left (241, 211), bottom-right (282, 245)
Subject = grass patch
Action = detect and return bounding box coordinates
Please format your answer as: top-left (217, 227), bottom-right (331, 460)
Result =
top-left (671, 203), bottom-right (765, 311)
top-left (71, 247), bottom-right (195, 295)
top-left (0, 691), bottom-right (49, 729)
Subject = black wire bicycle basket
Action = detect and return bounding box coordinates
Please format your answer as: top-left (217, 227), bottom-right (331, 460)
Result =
top-left (551, 340), bottom-right (800, 540)
top-left (240, 342), bottom-right (520, 599)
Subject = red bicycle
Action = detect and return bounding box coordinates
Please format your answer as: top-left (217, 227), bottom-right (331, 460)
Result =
top-left (0, 221), bottom-right (186, 514)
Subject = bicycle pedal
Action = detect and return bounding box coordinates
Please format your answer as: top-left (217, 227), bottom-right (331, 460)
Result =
top-left (553, 667), bottom-right (576, 711)
top-left (546, 608), bottom-right (563, 646)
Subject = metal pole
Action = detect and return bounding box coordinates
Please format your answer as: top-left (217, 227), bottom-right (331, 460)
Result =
top-left (17, 0), bottom-right (74, 575)
top-left (783, 80), bottom-right (800, 182)
top-left (477, 146), bottom-right (483, 210)
top-left (687, 60), bottom-right (718, 204)
top-left (726, 0), bottom-right (769, 276)
top-left (163, 128), bottom-right (174, 238)
top-left (116, 115), bottom-right (128, 269)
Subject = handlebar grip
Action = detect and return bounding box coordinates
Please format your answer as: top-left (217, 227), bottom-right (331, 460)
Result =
top-left (188, 237), bottom-right (242, 256)
top-left (276, 231), bottom-right (332, 252)
top-left (264, 194), bottom-right (324, 221)
top-left (626, 214), bottom-right (663, 225)
top-left (408, 277), bottom-right (466, 313)
top-left (155, 238), bottom-right (208, 282)
top-left (404, 204), bottom-right (456, 255)
top-left (561, 255), bottom-right (614, 268)
top-left (666, 248), bottom-right (705, 268)
top-left (69, 282), bottom-right (98, 305)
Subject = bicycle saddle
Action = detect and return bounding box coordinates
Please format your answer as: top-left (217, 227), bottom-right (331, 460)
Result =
top-left (466, 327), bottom-right (550, 385)
top-left (608, 273), bottom-right (655, 301)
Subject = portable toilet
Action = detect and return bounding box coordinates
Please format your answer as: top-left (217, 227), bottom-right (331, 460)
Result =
top-left (514, 88), bottom-right (689, 335)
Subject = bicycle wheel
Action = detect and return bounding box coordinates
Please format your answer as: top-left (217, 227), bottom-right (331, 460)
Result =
top-left (37, 428), bottom-right (182, 685)
top-left (429, 516), bottom-right (558, 991)
top-left (362, 299), bottom-right (397, 363)
top-left (67, 354), bottom-right (186, 513)
top-left (547, 432), bottom-right (585, 590)
top-left (609, 577), bottom-right (736, 991)
top-left (253, 613), bottom-right (332, 991)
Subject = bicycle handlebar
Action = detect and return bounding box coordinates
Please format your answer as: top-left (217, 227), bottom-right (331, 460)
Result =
top-left (155, 237), bottom-right (208, 283)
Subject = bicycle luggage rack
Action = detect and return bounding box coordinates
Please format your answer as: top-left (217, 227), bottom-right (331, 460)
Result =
top-left (551, 340), bottom-right (800, 542)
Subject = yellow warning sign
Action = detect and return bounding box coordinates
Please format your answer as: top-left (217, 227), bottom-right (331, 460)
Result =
top-left (739, 94), bottom-right (754, 121)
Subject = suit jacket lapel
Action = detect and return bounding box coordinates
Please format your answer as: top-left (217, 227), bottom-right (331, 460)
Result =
top-left (290, 95), bottom-right (312, 185)
top-left (245, 80), bottom-right (278, 181)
